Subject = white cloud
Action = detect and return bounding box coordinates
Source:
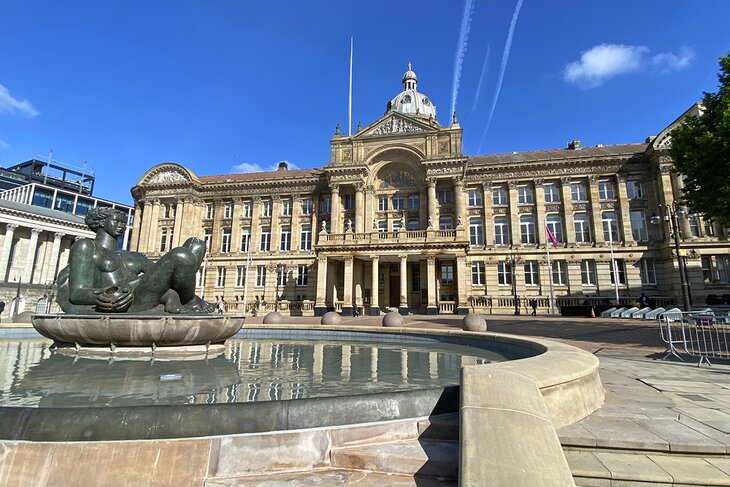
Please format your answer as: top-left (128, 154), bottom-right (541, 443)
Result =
top-left (564, 44), bottom-right (648, 88)
top-left (231, 159), bottom-right (299, 173)
top-left (652, 47), bottom-right (694, 74)
top-left (0, 84), bottom-right (39, 118)
top-left (564, 44), bottom-right (694, 88)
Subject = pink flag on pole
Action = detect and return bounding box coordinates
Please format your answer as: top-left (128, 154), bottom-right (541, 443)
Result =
top-left (545, 225), bottom-right (559, 247)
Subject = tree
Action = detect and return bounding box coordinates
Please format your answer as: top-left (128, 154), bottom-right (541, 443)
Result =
top-left (670, 52), bottom-right (730, 226)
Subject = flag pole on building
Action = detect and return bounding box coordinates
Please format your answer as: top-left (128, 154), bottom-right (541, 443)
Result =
top-left (348, 36), bottom-right (353, 136)
top-left (545, 225), bottom-right (558, 315)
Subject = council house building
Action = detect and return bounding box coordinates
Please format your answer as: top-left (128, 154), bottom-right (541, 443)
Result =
top-left (130, 65), bottom-right (730, 316)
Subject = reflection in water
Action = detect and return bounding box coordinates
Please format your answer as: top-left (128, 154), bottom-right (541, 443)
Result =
top-left (0, 338), bottom-right (507, 408)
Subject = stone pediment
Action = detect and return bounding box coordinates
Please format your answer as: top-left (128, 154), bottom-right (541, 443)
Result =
top-left (357, 113), bottom-right (434, 138)
top-left (138, 163), bottom-right (199, 186)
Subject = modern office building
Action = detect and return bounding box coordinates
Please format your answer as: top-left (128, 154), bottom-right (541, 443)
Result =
top-left (130, 66), bottom-right (729, 316)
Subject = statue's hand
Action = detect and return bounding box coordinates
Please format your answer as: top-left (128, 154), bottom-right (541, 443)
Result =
top-left (95, 285), bottom-right (133, 312)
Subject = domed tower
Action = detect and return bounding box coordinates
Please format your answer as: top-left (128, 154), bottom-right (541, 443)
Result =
top-left (386, 63), bottom-right (438, 122)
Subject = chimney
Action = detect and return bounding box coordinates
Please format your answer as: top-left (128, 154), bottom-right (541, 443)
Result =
top-left (568, 139), bottom-right (582, 150)
top-left (277, 161), bottom-right (288, 171)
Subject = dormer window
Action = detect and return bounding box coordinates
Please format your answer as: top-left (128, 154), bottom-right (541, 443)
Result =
top-left (423, 97), bottom-right (430, 106)
top-left (401, 95), bottom-right (412, 104)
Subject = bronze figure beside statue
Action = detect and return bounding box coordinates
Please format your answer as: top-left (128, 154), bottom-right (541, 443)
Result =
top-left (56, 207), bottom-right (215, 315)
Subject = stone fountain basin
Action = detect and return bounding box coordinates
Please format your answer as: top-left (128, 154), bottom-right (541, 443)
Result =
top-left (31, 313), bottom-right (243, 347)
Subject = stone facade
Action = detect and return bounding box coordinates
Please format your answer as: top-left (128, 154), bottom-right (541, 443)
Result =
top-left (130, 71), bottom-right (730, 316)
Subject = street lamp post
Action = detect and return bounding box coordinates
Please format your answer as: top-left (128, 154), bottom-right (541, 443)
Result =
top-left (508, 252), bottom-right (523, 315)
top-left (275, 263), bottom-right (286, 311)
top-left (650, 204), bottom-right (691, 311)
top-left (601, 218), bottom-right (621, 305)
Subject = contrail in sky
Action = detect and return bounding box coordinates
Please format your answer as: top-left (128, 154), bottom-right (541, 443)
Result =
top-left (478, 0), bottom-right (525, 153)
top-left (471, 44), bottom-right (491, 114)
top-left (450, 0), bottom-right (476, 118)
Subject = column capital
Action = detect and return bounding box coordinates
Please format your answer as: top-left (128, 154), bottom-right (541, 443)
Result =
top-left (253, 195), bottom-right (262, 203)
top-left (560, 176), bottom-right (572, 184)
top-left (426, 255), bottom-right (436, 263)
top-left (371, 255), bottom-right (379, 262)
top-left (588, 175), bottom-right (598, 183)
top-left (508, 180), bottom-right (518, 188)
top-left (330, 184), bottom-right (340, 193)
top-left (291, 193), bottom-right (301, 201)
top-left (53, 232), bottom-right (66, 240)
top-left (452, 175), bottom-right (464, 186)
top-left (481, 180), bottom-right (492, 190)
top-left (343, 255), bottom-right (353, 263)
top-left (426, 177), bottom-right (437, 187)
top-left (398, 253), bottom-right (408, 261)
top-left (534, 178), bottom-right (545, 186)
top-left (271, 194), bottom-right (281, 202)
top-left (30, 228), bottom-right (42, 235)
top-left (354, 182), bottom-right (365, 192)
top-left (317, 254), bottom-right (328, 263)
top-left (6, 224), bottom-right (18, 231)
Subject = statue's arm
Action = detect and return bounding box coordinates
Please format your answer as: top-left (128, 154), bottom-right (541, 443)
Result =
top-left (67, 240), bottom-right (101, 304)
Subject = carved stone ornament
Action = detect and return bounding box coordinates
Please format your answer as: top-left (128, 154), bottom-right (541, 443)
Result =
top-left (545, 204), bottom-right (562, 213)
top-left (518, 206), bottom-right (534, 214)
top-left (146, 170), bottom-right (188, 185)
top-left (438, 141), bottom-right (450, 154)
top-left (572, 202), bottom-right (590, 211)
top-left (600, 201), bottom-right (617, 210)
top-left (468, 208), bottom-right (482, 216)
top-left (493, 207), bottom-right (508, 215)
top-left (342, 148), bottom-right (353, 161)
top-left (378, 170), bottom-right (417, 189)
top-left (366, 116), bottom-right (427, 136)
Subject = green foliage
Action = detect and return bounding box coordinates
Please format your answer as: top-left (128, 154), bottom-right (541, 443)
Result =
top-left (670, 52), bottom-right (730, 226)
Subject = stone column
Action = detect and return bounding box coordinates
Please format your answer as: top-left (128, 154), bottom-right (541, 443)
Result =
top-left (508, 181), bottom-right (521, 246)
top-left (342, 256), bottom-right (354, 316)
top-left (172, 198), bottom-right (184, 247)
top-left (145, 199), bottom-right (161, 252)
top-left (560, 177), bottom-right (575, 246)
top-left (370, 256), bottom-right (380, 315)
top-left (535, 179), bottom-right (546, 246)
top-left (454, 176), bottom-right (465, 227)
top-left (250, 197), bottom-right (262, 255)
top-left (365, 186), bottom-right (375, 234)
top-left (0, 224), bottom-right (18, 281)
top-left (354, 259), bottom-right (363, 314)
top-left (426, 255), bottom-right (438, 315)
top-left (588, 176), bottom-right (605, 245)
top-left (616, 175), bottom-right (634, 246)
top-left (42, 232), bottom-right (64, 284)
top-left (399, 254), bottom-right (408, 314)
top-left (354, 184), bottom-right (364, 234)
top-left (23, 228), bottom-right (42, 283)
top-left (456, 254), bottom-right (469, 315)
top-left (427, 178), bottom-right (437, 227)
top-left (331, 184), bottom-right (341, 234)
top-left (271, 195), bottom-right (281, 252)
top-left (230, 197), bottom-right (243, 253)
top-left (482, 181), bottom-right (493, 245)
top-left (314, 255), bottom-right (328, 316)
top-left (291, 194), bottom-right (301, 251)
top-left (130, 201), bottom-right (143, 251)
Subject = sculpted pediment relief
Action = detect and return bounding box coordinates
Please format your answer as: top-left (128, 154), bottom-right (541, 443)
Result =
top-left (361, 114), bottom-right (431, 137)
top-left (147, 170), bottom-right (189, 184)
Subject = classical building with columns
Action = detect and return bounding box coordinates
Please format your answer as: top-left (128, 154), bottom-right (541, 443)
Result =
top-left (131, 67), bottom-right (730, 316)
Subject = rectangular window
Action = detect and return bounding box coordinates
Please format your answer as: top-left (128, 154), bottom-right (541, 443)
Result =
top-left (203, 230), bottom-right (213, 252)
top-left (260, 227), bottom-right (271, 251)
top-left (378, 221), bottom-right (387, 233)
top-left (627, 180), bottom-right (643, 199)
top-left (438, 189), bottom-right (453, 205)
top-left (163, 204), bottom-right (173, 219)
top-left (574, 213), bottom-right (591, 242)
top-left (439, 217), bottom-right (453, 230)
top-left (277, 266), bottom-right (287, 287)
top-left (392, 195), bottom-right (404, 210)
top-left (581, 260), bottom-right (596, 286)
top-left (411, 264), bottom-right (421, 292)
top-left (440, 264), bottom-right (454, 285)
top-left (159, 228), bottom-right (168, 253)
top-left (610, 259), bottom-right (627, 285)
top-left (688, 214), bottom-right (700, 237)
top-left (343, 194), bottom-right (354, 210)
top-left (469, 219), bottom-right (484, 246)
top-left (494, 217), bottom-right (510, 245)
top-left (392, 220), bottom-right (402, 232)
top-left (281, 199), bottom-right (292, 216)
top-left (571, 182), bottom-right (587, 202)
top-left (544, 183), bottom-right (560, 203)
top-left (497, 262), bottom-right (512, 285)
top-left (236, 266), bottom-right (246, 287)
top-left (378, 196), bottom-right (388, 211)
top-left (630, 210), bottom-right (648, 242)
top-left (243, 201), bottom-right (252, 218)
top-left (240, 228), bottom-right (251, 252)
top-left (640, 258), bottom-right (656, 285)
top-left (718, 256), bottom-right (729, 283)
top-left (602, 212), bottom-right (619, 242)
top-left (705, 220), bottom-right (716, 237)
top-left (468, 189), bottom-right (482, 207)
top-left (552, 260), bottom-right (567, 285)
top-left (320, 196), bottom-right (331, 214)
top-left (301, 198), bottom-right (313, 215)
top-left (524, 261), bottom-right (540, 285)
top-left (492, 186), bottom-right (508, 205)
top-left (216, 267), bottom-right (226, 288)
top-left (300, 225), bottom-right (312, 250)
top-left (297, 265), bottom-right (308, 286)
top-left (407, 219), bottom-right (419, 231)
top-left (256, 266), bottom-right (266, 287)
top-left (223, 203), bottom-right (233, 219)
top-left (196, 268), bottom-right (206, 288)
top-left (472, 262), bottom-right (485, 285)
top-left (598, 181), bottom-right (615, 200)
top-left (262, 200), bottom-right (272, 217)
top-left (546, 215), bottom-right (563, 243)
top-left (517, 186), bottom-right (534, 204)
top-left (280, 226), bottom-right (291, 251)
top-left (520, 215), bottom-right (536, 244)
top-left (702, 256), bottom-right (712, 282)
top-left (221, 227), bottom-right (232, 253)
top-left (205, 204), bottom-right (214, 219)
top-left (408, 193), bottom-right (420, 210)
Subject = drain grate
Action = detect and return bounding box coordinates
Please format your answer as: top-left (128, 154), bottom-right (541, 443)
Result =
top-left (678, 393), bottom-right (712, 402)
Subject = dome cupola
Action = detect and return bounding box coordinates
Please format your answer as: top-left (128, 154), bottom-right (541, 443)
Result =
top-left (386, 63), bottom-right (437, 122)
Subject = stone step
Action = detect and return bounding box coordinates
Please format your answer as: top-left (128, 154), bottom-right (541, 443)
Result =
top-left (418, 413), bottom-right (460, 442)
top-left (331, 439), bottom-right (459, 480)
top-left (565, 448), bottom-right (730, 486)
top-left (205, 468), bottom-right (457, 486)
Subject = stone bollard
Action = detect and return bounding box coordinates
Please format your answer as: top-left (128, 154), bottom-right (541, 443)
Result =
top-left (262, 312), bottom-right (284, 324)
top-left (382, 311), bottom-right (404, 327)
top-left (321, 311), bottom-right (342, 325)
top-left (462, 313), bottom-right (487, 332)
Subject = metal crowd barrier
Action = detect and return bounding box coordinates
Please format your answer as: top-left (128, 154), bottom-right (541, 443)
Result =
top-left (659, 310), bottom-right (730, 366)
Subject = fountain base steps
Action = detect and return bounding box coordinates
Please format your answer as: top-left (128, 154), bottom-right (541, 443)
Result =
top-left (205, 469), bottom-right (456, 486)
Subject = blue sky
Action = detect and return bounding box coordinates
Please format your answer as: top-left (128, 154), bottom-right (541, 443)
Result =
top-left (0, 1), bottom-right (728, 205)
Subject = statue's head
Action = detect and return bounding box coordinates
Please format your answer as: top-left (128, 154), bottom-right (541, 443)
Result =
top-left (85, 207), bottom-right (126, 236)
top-left (183, 237), bottom-right (206, 268)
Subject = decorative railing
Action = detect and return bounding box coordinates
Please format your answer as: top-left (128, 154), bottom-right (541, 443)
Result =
top-left (321, 229), bottom-right (465, 245)
top-left (439, 301), bottom-right (456, 314)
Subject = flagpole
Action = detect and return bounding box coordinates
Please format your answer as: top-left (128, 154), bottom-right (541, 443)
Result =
top-left (545, 226), bottom-right (556, 315)
top-left (348, 36), bottom-right (353, 136)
